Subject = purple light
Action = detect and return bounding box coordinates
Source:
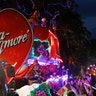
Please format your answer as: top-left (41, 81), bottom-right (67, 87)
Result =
top-left (93, 64), bottom-right (95, 67)
top-left (27, 59), bottom-right (35, 66)
top-left (62, 75), bottom-right (68, 81)
top-left (54, 78), bottom-right (59, 82)
top-left (46, 74), bottom-right (68, 83)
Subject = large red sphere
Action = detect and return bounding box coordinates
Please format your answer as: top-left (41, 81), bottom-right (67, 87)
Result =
top-left (34, 25), bottom-right (49, 41)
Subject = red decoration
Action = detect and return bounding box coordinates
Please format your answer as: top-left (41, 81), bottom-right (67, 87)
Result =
top-left (49, 30), bottom-right (60, 59)
top-left (0, 8), bottom-right (33, 83)
top-left (34, 25), bottom-right (49, 41)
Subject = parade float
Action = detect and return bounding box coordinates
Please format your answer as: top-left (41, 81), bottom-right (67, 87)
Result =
top-left (0, 8), bottom-right (63, 83)
top-left (0, 0), bottom-right (80, 95)
top-left (0, 8), bottom-right (68, 96)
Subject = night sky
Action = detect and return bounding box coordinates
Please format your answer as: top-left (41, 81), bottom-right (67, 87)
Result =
top-left (75, 0), bottom-right (96, 38)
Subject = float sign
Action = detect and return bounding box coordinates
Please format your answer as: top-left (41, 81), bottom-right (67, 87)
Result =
top-left (0, 8), bottom-right (33, 83)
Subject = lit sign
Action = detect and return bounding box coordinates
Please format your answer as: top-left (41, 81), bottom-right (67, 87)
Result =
top-left (0, 8), bottom-right (33, 83)
top-left (0, 30), bottom-right (29, 54)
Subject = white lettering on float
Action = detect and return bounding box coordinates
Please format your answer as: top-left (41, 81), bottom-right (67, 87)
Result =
top-left (0, 29), bottom-right (29, 54)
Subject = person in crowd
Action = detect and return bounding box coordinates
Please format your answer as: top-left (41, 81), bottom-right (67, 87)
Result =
top-left (90, 75), bottom-right (96, 96)
top-left (0, 60), bottom-right (7, 96)
top-left (7, 90), bottom-right (19, 96)
top-left (67, 90), bottom-right (76, 96)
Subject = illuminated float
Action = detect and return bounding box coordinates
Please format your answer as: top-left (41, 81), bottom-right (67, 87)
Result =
top-left (18, 10), bottom-right (63, 81)
top-left (26, 11), bottom-right (63, 79)
top-left (0, 9), bottom-right (62, 84)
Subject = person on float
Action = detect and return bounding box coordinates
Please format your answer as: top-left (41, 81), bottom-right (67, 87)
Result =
top-left (41, 17), bottom-right (47, 27)
top-left (31, 60), bottom-right (41, 77)
top-left (28, 10), bottom-right (40, 29)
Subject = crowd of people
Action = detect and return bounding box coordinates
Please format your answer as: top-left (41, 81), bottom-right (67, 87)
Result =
top-left (0, 59), bottom-right (96, 96)
top-left (57, 75), bottom-right (96, 96)
top-left (5, 63), bottom-right (95, 96)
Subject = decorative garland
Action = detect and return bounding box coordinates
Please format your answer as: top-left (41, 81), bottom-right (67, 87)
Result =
top-left (30, 82), bottom-right (52, 96)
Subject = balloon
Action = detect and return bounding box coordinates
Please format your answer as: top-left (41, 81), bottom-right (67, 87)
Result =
top-left (34, 25), bottom-right (49, 41)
